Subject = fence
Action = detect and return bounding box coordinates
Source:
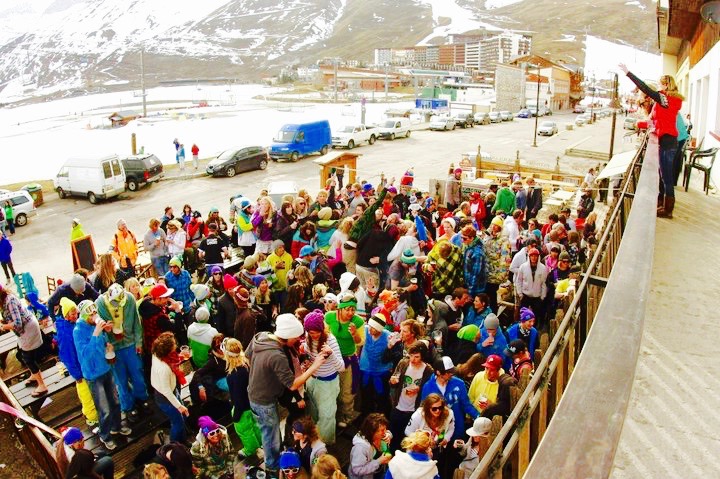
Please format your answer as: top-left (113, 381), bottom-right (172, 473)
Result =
top-left (470, 132), bottom-right (656, 478)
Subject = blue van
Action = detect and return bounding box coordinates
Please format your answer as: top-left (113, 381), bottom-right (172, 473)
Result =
top-left (269, 120), bottom-right (332, 162)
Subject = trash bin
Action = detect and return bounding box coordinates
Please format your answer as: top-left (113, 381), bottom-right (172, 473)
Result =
top-left (22, 183), bottom-right (44, 207)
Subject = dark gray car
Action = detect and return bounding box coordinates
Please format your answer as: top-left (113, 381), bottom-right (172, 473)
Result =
top-left (206, 146), bottom-right (269, 178)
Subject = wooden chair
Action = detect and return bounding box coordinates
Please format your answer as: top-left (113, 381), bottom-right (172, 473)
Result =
top-left (683, 146), bottom-right (718, 194)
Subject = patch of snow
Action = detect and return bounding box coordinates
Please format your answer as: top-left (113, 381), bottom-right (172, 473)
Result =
top-left (415, 0), bottom-right (502, 45)
top-left (485, 0), bottom-right (525, 9)
top-left (103, 80), bottom-right (129, 86)
top-left (556, 34), bottom-right (576, 42)
top-left (584, 35), bottom-right (660, 93)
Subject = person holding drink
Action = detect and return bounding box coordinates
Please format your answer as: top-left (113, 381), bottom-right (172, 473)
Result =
top-left (96, 283), bottom-right (149, 422)
top-left (73, 300), bottom-right (131, 451)
top-left (151, 332), bottom-right (189, 443)
top-left (388, 341), bottom-right (434, 452)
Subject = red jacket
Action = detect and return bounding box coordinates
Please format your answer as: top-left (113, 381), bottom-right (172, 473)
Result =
top-left (191, 144), bottom-right (199, 156)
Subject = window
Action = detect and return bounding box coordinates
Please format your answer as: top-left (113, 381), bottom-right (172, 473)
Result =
top-left (103, 161), bottom-right (112, 179)
top-left (111, 159), bottom-right (122, 176)
top-left (11, 195), bottom-right (29, 206)
top-left (57, 167), bottom-right (69, 178)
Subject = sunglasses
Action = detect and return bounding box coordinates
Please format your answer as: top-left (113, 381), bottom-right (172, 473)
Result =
top-left (206, 428), bottom-right (222, 438)
top-left (281, 467), bottom-right (300, 474)
top-left (430, 405), bottom-right (444, 412)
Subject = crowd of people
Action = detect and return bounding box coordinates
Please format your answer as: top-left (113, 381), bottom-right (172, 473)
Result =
top-left (0, 166), bottom-right (600, 479)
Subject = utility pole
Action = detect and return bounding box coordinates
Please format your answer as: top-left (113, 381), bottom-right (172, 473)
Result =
top-left (532, 64), bottom-right (541, 147)
top-left (140, 49), bottom-right (147, 117)
top-left (384, 63), bottom-right (389, 100)
top-left (334, 59), bottom-right (338, 103)
top-left (609, 73), bottom-right (619, 159)
top-left (589, 73), bottom-right (595, 124)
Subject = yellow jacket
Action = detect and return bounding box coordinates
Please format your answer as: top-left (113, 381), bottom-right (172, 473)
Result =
top-left (468, 368), bottom-right (505, 413)
top-left (112, 229), bottom-right (138, 269)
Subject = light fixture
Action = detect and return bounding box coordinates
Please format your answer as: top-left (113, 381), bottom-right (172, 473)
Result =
top-left (701, 1), bottom-right (720, 24)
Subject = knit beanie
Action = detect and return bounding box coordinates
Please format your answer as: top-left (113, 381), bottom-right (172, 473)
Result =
top-left (368, 313), bottom-right (387, 333)
top-left (457, 324), bottom-right (480, 342)
top-left (275, 314), bottom-right (304, 340)
top-left (60, 297), bottom-right (78, 317)
top-left (195, 306), bottom-right (210, 323)
top-left (169, 256), bottom-right (183, 268)
top-left (337, 292), bottom-right (357, 310)
top-left (271, 239), bottom-right (286, 253)
top-left (77, 300), bottom-right (96, 320)
top-left (223, 274), bottom-right (238, 290)
top-left (303, 309), bottom-right (326, 332)
top-left (190, 284), bottom-right (210, 301)
top-left (62, 427), bottom-right (84, 445)
top-left (519, 307), bottom-right (536, 322)
top-left (484, 313), bottom-right (500, 330)
top-left (235, 288), bottom-right (250, 307)
top-left (197, 416), bottom-right (220, 436)
top-left (69, 274), bottom-right (86, 293)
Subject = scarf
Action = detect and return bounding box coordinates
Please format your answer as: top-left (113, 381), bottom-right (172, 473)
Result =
top-left (162, 351), bottom-right (187, 386)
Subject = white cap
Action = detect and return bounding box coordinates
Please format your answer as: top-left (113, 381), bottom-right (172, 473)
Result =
top-left (466, 417), bottom-right (492, 437)
top-left (275, 314), bottom-right (304, 340)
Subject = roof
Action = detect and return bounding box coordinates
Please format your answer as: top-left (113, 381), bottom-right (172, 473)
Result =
top-left (108, 110), bottom-right (140, 120)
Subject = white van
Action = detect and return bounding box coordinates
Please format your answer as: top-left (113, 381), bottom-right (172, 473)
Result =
top-left (0, 190), bottom-right (36, 227)
top-left (267, 181), bottom-right (299, 207)
top-left (54, 155), bottom-right (126, 204)
top-left (378, 118), bottom-right (412, 140)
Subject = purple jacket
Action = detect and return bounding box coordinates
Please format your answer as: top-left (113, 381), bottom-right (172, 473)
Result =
top-left (0, 237), bottom-right (11, 263)
top-left (251, 211), bottom-right (275, 242)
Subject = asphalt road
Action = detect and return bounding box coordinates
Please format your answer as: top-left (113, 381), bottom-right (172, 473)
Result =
top-left (9, 110), bottom-right (628, 288)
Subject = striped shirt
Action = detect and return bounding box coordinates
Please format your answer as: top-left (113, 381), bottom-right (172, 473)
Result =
top-left (303, 334), bottom-right (345, 378)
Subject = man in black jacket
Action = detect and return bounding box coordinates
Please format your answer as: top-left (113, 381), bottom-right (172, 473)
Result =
top-left (525, 176), bottom-right (543, 221)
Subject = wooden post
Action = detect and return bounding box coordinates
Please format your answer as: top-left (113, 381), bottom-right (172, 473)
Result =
top-left (476, 144), bottom-right (482, 179)
top-left (531, 378), bottom-right (549, 454)
top-left (131, 133), bottom-right (137, 155)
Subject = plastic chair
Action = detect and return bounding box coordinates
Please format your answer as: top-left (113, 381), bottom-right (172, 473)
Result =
top-left (683, 147), bottom-right (719, 194)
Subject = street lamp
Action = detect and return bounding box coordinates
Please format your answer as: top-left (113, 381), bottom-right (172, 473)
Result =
top-left (589, 74), bottom-right (596, 124)
top-left (608, 72), bottom-right (621, 158)
top-left (532, 64), bottom-right (541, 147)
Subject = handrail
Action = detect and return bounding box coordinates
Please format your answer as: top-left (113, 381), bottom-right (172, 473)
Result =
top-left (524, 134), bottom-right (659, 477)
top-left (469, 133), bottom-right (654, 479)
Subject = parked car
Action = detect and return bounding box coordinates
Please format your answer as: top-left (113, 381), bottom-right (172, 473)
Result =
top-left (488, 111), bottom-right (502, 123)
top-left (499, 111), bottom-right (514, 121)
top-left (541, 107), bottom-right (552, 116)
top-left (516, 109), bottom-right (531, 118)
top-left (54, 154), bottom-right (126, 204)
top-left (474, 112), bottom-right (491, 125)
top-left (537, 121), bottom-right (558, 136)
top-left (623, 117), bottom-right (638, 130)
top-left (429, 115), bottom-right (457, 131)
top-left (573, 105), bottom-right (586, 113)
top-left (0, 190), bottom-right (36, 227)
top-left (270, 120), bottom-right (331, 162)
top-left (378, 118), bottom-right (412, 140)
top-left (331, 124), bottom-right (377, 149)
top-left (207, 147), bottom-right (269, 177)
top-left (120, 153), bottom-right (163, 191)
top-left (575, 114), bottom-right (590, 126)
top-left (452, 112), bottom-right (475, 128)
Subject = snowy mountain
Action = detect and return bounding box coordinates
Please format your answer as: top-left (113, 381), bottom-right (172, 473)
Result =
top-left (0, 0), bottom-right (657, 102)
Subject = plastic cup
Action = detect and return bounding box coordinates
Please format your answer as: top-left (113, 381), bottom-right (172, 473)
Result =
top-left (256, 471), bottom-right (266, 479)
top-left (180, 345), bottom-right (192, 359)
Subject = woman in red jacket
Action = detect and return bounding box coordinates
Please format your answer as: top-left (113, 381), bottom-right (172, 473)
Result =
top-left (619, 63), bottom-right (683, 218)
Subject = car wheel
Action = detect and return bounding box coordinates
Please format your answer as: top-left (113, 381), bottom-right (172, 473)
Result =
top-left (347, 140), bottom-right (355, 149)
top-left (290, 151), bottom-right (299, 162)
top-left (88, 192), bottom-right (98, 204)
top-left (406, 130), bottom-right (411, 138)
top-left (258, 159), bottom-right (268, 170)
top-left (226, 166), bottom-right (236, 178)
top-left (320, 145), bottom-right (329, 155)
top-left (127, 178), bottom-right (138, 191)
top-left (443, 125), bottom-right (447, 131)
top-left (452, 124), bottom-right (456, 130)
top-left (57, 187), bottom-right (66, 199)
top-left (390, 133), bottom-right (395, 140)
top-left (15, 213), bottom-right (27, 227)
top-left (368, 135), bottom-right (376, 145)
top-left (470, 122), bottom-right (474, 128)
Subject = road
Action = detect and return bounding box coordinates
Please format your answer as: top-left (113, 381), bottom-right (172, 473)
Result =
top-left (10, 110), bottom-right (632, 290)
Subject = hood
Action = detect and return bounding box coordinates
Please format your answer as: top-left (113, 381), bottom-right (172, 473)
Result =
top-left (352, 433), bottom-right (372, 450)
top-left (388, 451), bottom-right (438, 479)
top-left (316, 220), bottom-right (337, 232)
top-left (251, 331), bottom-right (284, 354)
top-left (339, 272), bottom-right (357, 292)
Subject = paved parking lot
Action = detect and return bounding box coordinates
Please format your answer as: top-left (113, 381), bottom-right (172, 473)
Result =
top-left (9, 111), bottom-right (630, 287)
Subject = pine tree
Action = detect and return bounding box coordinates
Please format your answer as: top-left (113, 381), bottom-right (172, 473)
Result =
top-left (349, 188), bottom-right (387, 241)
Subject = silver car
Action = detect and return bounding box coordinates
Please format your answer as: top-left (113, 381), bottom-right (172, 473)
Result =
top-left (537, 121), bottom-right (558, 136)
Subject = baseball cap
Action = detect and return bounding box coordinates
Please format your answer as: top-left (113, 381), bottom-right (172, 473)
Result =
top-left (482, 354), bottom-right (503, 370)
top-left (150, 284), bottom-right (174, 299)
top-left (505, 339), bottom-right (528, 357)
top-left (433, 356), bottom-right (456, 374)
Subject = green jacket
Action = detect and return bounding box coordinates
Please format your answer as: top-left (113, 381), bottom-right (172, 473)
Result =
top-left (3, 205), bottom-right (13, 220)
top-left (491, 187), bottom-right (516, 215)
top-left (95, 293), bottom-right (143, 350)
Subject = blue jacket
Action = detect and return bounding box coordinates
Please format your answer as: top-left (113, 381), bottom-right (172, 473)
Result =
top-left (465, 306), bottom-right (492, 329)
top-left (73, 319), bottom-right (111, 381)
top-left (25, 292), bottom-right (49, 319)
top-left (477, 327), bottom-right (508, 362)
top-left (463, 238), bottom-right (487, 296)
top-left (56, 318), bottom-right (83, 380)
top-left (0, 236), bottom-right (11, 263)
top-left (421, 376), bottom-right (478, 440)
top-left (506, 323), bottom-right (538, 365)
top-left (164, 269), bottom-right (193, 310)
top-left (359, 327), bottom-right (393, 373)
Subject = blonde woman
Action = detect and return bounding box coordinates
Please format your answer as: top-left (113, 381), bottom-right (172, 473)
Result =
top-left (92, 253), bottom-right (118, 294)
top-left (124, 277), bottom-right (143, 301)
top-left (387, 430), bottom-right (439, 479)
top-left (294, 196), bottom-right (309, 220)
top-left (223, 338), bottom-right (262, 460)
top-left (328, 217), bottom-right (353, 260)
top-left (252, 197), bottom-right (276, 254)
top-left (166, 219), bottom-right (187, 257)
top-left (312, 454), bottom-right (347, 479)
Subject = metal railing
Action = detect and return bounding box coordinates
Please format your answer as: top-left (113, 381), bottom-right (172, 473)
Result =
top-left (470, 132), bottom-right (656, 478)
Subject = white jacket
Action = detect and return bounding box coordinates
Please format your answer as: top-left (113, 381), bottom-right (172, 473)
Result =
top-left (151, 355), bottom-right (182, 408)
top-left (404, 408), bottom-right (455, 445)
top-left (387, 450), bottom-right (438, 479)
top-left (514, 261), bottom-right (548, 299)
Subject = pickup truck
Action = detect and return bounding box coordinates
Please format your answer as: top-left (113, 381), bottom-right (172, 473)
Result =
top-left (331, 124), bottom-right (377, 149)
